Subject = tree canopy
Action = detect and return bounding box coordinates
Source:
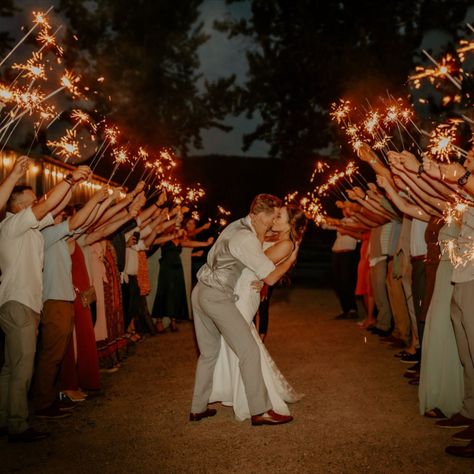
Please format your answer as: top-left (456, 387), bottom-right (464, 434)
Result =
top-left (0, 1), bottom-right (17, 57)
top-left (217, 0), bottom-right (472, 159)
top-left (58, 0), bottom-right (237, 155)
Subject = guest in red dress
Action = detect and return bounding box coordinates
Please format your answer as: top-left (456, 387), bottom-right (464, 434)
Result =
top-left (61, 241), bottom-right (101, 392)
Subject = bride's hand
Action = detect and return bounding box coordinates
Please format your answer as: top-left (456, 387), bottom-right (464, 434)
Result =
top-left (251, 280), bottom-right (264, 292)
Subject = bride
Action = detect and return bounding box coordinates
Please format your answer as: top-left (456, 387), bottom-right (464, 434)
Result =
top-left (209, 205), bottom-right (307, 420)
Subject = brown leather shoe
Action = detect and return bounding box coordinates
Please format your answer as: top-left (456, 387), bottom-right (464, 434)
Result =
top-left (451, 424), bottom-right (474, 441)
top-left (445, 440), bottom-right (474, 457)
top-left (436, 413), bottom-right (474, 429)
top-left (251, 410), bottom-right (293, 426)
top-left (189, 408), bottom-right (217, 421)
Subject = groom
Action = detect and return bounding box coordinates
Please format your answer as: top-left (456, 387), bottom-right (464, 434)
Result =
top-left (190, 194), bottom-right (297, 426)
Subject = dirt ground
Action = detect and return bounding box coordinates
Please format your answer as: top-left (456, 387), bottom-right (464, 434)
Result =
top-left (1, 287), bottom-right (473, 474)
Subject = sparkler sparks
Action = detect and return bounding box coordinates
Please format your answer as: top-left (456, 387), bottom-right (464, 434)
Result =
top-left (330, 100), bottom-right (352, 124)
top-left (138, 147), bottom-right (148, 160)
top-left (60, 71), bottom-right (81, 96)
top-left (71, 109), bottom-right (97, 133)
top-left (284, 191), bottom-right (299, 204)
top-left (37, 28), bottom-right (64, 57)
top-left (427, 122), bottom-right (459, 163)
top-left (104, 125), bottom-right (119, 145)
top-left (33, 11), bottom-right (52, 30)
top-left (113, 147), bottom-right (129, 165)
top-left (457, 38), bottom-right (474, 62)
top-left (310, 160), bottom-right (330, 182)
top-left (444, 196), bottom-right (468, 226)
top-left (12, 52), bottom-right (46, 81)
top-left (409, 52), bottom-right (462, 90)
top-left (0, 84), bottom-right (15, 104)
top-left (363, 111), bottom-right (381, 137)
top-left (47, 128), bottom-right (80, 161)
top-left (185, 186), bottom-right (205, 203)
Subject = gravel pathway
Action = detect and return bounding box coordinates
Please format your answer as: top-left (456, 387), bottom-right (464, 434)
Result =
top-left (1, 288), bottom-right (473, 473)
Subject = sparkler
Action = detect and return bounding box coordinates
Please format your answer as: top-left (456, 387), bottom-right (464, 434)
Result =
top-left (425, 122), bottom-right (466, 163)
top-left (310, 160), bottom-right (329, 182)
top-left (0, 7), bottom-right (54, 69)
top-left (122, 147), bottom-right (148, 187)
top-left (0, 71), bottom-right (81, 136)
top-left (330, 100), bottom-right (352, 125)
top-left (47, 128), bottom-right (80, 162)
top-left (383, 96), bottom-right (424, 155)
top-left (107, 147), bottom-right (129, 185)
top-left (417, 50), bottom-right (462, 90)
top-left (444, 196), bottom-right (468, 226)
top-left (213, 205), bottom-right (232, 228)
top-left (36, 27), bottom-right (64, 57)
top-left (12, 52), bottom-right (46, 81)
top-left (185, 186), bottom-right (205, 203)
top-left (90, 125), bottom-right (120, 172)
top-left (290, 192), bottom-right (326, 225)
top-left (284, 191), bottom-right (299, 204)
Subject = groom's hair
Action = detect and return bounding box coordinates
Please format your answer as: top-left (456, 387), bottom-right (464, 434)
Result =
top-left (250, 194), bottom-right (282, 215)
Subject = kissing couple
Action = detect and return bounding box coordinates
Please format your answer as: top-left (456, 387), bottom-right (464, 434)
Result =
top-left (190, 193), bottom-right (306, 425)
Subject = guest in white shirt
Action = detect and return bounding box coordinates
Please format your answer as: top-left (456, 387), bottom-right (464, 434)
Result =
top-left (0, 165), bottom-right (90, 443)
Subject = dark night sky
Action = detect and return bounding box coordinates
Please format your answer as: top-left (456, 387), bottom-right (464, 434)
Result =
top-left (2, 1), bottom-right (474, 159)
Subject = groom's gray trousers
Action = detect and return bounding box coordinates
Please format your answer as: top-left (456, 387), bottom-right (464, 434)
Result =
top-left (191, 281), bottom-right (271, 415)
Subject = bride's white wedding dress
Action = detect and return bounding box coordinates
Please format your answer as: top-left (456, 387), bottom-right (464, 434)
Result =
top-left (209, 254), bottom-right (302, 420)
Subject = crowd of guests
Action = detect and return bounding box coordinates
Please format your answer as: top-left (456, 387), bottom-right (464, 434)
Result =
top-left (0, 157), bottom-right (214, 443)
top-left (325, 143), bottom-right (474, 458)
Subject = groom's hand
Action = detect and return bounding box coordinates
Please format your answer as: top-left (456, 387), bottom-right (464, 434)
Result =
top-left (251, 280), bottom-right (264, 292)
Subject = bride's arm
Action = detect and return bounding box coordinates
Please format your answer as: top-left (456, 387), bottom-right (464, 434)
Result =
top-left (264, 240), bottom-right (294, 264)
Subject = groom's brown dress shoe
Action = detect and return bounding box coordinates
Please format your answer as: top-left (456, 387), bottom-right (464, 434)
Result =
top-left (251, 410), bottom-right (293, 426)
top-left (445, 440), bottom-right (474, 458)
top-left (189, 408), bottom-right (217, 421)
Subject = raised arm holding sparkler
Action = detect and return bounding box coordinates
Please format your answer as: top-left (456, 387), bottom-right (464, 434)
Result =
top-left (376, 175), bottom-right (431, 222)
top-left (357, 143), bottom-right (395, 187)
top-left (0, 155), bottom-right (29, 208)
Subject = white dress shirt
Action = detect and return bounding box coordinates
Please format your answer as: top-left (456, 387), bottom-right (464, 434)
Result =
top-left (0, 208), bottom-right (53, 313)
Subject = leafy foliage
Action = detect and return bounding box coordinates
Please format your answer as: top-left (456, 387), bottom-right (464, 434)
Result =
top-left (217, 0), bottom-right (472, 159)
top-left (58, 0), bottom-right (237, 154)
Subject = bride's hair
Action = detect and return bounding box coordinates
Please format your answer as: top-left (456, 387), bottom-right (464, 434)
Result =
top-left (286, 205), bottom-right (307, 244)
